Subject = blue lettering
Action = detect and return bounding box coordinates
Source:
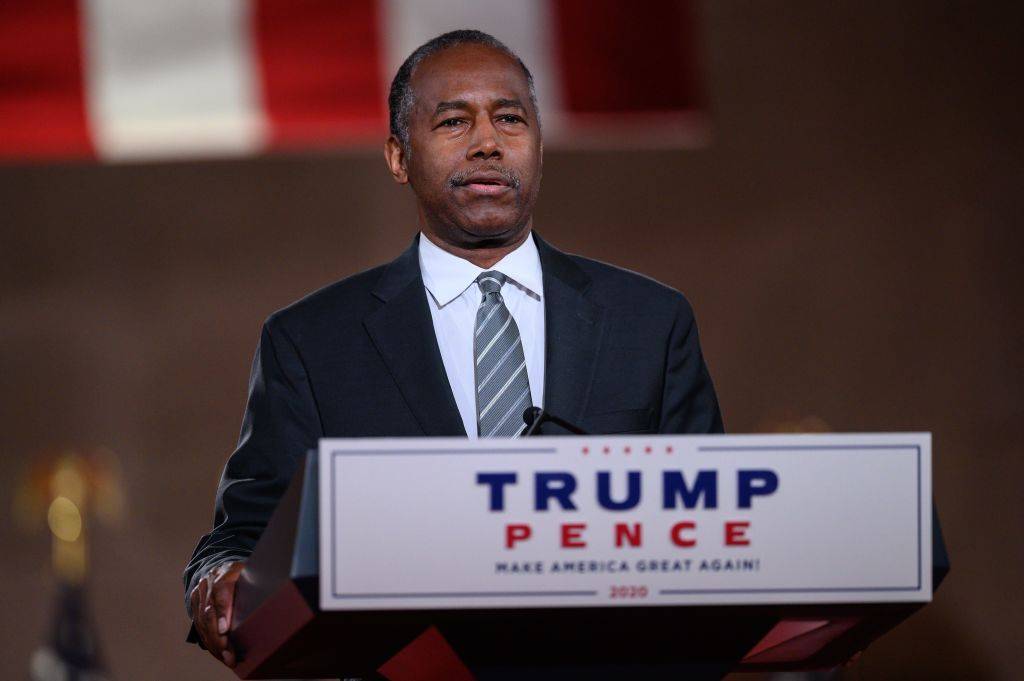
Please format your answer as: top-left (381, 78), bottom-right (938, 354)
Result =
top-left (476, 472), bottom-right (517, 511)
top-left (662, 470), bottom-right (718, 509)
top-left (737, 469), bottom-right (779, 508)
top-left (597, 471), bottom-right (642, 511)
top-left (535, 472), bottom-right (578, 511)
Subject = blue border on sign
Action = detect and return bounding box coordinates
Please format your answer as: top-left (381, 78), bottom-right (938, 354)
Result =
top-left (329, 443), bottom-right (924, 601)
top-left (660, 443), bottom-right (924, 596)
top-left (329, 446), bottom-right (569, 600)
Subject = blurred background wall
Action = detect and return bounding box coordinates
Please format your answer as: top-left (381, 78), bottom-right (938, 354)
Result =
top-left (1, 1), bottom-right (1021, 679)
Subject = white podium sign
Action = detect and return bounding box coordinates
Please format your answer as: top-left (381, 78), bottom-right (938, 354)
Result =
top-left (319, 433), bottom-right (931, 611)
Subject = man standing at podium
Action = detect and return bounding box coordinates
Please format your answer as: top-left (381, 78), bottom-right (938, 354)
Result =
top-left (186, 30), bottom-right (723, 668)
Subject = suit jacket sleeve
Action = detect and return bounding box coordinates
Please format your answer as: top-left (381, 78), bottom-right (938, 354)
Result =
top-left (183, 315), bottom-right (323, 625)
top-left (659, 296), bottom-right (725, 434)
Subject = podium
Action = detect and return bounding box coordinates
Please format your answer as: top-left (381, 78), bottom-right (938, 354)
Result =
top-left (226, 434), bottom-right (948, 680)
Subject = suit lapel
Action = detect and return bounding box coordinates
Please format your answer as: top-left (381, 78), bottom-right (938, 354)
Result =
top-left (363, 237), bottom-right (466, 436)
top-left (536, 234), bottom-right (607, 425)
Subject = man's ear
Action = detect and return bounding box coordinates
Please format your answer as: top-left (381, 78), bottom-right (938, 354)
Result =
top-left (384, 136), bottom-right (409, 184)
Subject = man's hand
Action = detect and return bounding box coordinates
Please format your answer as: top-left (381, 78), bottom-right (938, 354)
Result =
top-left (190, 560), bottom-right (245, 667)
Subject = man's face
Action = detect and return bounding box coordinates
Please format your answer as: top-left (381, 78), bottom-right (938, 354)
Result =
top-left (390, 43), bottom-right (543, 248)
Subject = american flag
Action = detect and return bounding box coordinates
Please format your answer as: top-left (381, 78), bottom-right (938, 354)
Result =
top-left (1, 0), bottom-right (704, 162)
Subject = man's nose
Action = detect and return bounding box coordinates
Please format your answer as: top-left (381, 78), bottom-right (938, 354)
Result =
top-left (467, 117), bottom-right (502, 160)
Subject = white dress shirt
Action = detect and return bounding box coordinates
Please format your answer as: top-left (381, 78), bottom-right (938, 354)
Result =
top-left (418, 231), bottom-right (545, 438)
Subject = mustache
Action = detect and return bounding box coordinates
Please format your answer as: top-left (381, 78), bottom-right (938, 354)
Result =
top-left (448, 165), bottom-right (521, 190)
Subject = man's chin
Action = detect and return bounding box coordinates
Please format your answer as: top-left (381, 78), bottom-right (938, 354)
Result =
top-left (454, 218), bottom-right (529, 246)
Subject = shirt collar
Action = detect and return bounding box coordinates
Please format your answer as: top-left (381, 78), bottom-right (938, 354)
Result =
top-left (419, 231), bottom-right (544, 308)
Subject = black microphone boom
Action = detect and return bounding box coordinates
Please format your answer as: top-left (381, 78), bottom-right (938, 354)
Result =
top-left (522, 407), bottom-right (587, 436)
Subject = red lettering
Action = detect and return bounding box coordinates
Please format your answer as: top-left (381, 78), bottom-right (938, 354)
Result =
top-left (561, 523), bottom-right (587, 548)
top-left (670, 521), bottom-right (697, 547)
top-left (505, 524), bottom-right (532, 548)
top-left (614, 523), bottom-right (643, 547)
top-left (725, 521), bottom-right (751, 546)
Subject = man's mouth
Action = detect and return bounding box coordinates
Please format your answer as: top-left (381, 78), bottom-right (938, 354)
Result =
top-left (462, 181), bottom-right (510, 196)
top-left (450, 168), bottom-right (519, 196)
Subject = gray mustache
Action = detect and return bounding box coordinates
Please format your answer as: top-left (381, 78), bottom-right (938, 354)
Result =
top-left (448, 165), bottom-right (521, 190)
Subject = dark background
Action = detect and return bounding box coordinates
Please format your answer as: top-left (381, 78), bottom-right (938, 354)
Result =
top-left (1, 2), bottom-right (1021, 679)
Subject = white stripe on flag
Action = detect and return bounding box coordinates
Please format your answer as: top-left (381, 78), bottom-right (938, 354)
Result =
top-left (380, 0), bottom-right (563, 130)
top-left (81, 0), bottom-right (267, 160)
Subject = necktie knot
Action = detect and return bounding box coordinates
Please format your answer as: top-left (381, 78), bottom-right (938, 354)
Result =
top-left (476, 271), bottom-right (507, 298)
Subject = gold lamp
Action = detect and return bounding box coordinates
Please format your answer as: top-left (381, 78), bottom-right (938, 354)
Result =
top-left (16, 448), bottom-right (122, 681)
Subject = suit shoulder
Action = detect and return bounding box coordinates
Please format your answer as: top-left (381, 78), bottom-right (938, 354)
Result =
top-left (567, 252), bottom-right (694, 315)
top-left (264, 262), bottom-right (389, 334)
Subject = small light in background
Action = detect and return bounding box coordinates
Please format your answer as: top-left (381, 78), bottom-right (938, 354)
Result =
top-left (15, 448), bottom-right (119, 681)
top-left (47, 495), bottom-right (83, 542)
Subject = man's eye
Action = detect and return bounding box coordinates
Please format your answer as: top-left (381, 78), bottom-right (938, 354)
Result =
top-left (439, 118), bottom-right (464, 128)
top-left (498, 114), bottom-right (524, 124)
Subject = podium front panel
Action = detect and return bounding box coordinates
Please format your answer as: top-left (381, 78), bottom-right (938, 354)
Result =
top-left (318, 433), bottom-right (931, 611)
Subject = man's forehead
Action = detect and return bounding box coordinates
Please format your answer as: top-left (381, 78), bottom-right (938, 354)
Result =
top-left (410, 44), bottom-right (530, 107)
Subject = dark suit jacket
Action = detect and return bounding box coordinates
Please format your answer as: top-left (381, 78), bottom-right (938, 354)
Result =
top-left (183, 233), bottom-right (723, 616)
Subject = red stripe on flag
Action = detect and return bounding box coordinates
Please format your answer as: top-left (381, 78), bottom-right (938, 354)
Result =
top-left (253, 0), bottom-right (386, 149)
top-left (551, 0), bottom-right (702, 115)
top-left (0, 1), bottom-right (93, 160)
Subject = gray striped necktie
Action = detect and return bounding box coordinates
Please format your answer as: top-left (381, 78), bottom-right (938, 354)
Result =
top-left (474, 271), bottom-right (533, 437)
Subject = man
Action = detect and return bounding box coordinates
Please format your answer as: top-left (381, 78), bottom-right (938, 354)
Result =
top-left (185, 29), bottom-right (723, 669)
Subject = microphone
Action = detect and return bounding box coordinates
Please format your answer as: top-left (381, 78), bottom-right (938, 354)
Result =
top-left (522, 407), bottom-right (587, 436)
